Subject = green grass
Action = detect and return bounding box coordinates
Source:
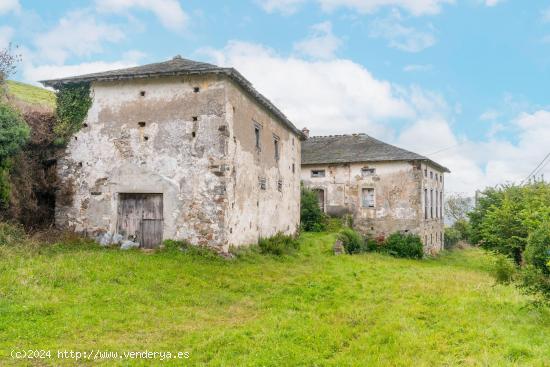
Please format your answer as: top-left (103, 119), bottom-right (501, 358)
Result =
top-left (5, 80), bottom-right (56, 110)
top-left (0, 232), bottom-right (549, 366)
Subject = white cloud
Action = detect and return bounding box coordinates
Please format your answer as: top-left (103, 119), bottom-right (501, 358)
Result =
top-left (484, 0), bottom-right (502, 7)
top-left (0, 26), bottom-right (13, 48)
top-left (369, 11), bottom-right (436, 52)
top-left (293, 21), bottom-right (342, 59)
top-left (258, 0), bottom-right (306, 15)
top-left (0, 0), bottom-right (20, 15)
top-left (199, 41), bottom-right (414, 139)
top-left (95, 0), bottom-right (188, 32)
top-left (479, 109), bottom-right (499, 121)
top-left (541, 7), bottom-right (550, 23)
top-left (258, 0), bottom-right (454, 16)
top-left (22, 49), bottom-right (145, 83)
top-left (403, 64), bottom-right (432, 72)
top-left (35, 10), bottom-right (125, 64)
top-left (199, 40), bottom-right (550, 195)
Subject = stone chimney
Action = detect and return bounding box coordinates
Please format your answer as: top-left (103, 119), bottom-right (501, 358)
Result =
top-left (301, 127), bottom-right (310, 139)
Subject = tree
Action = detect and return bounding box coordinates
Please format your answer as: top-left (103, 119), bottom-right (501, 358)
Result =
top-left (445, 193), bottom-right (473, 223)
top-left (0, 43), bottom-right (21, 85)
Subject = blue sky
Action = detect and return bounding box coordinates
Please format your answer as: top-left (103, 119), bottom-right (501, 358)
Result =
top-left (1, 0), bottom-right (550, 194)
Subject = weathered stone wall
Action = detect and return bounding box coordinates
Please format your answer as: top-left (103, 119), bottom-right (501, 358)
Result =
top-left (55, 74), bottom-right (302, 251)
top-left (56, 75), bottom-right (230, 248)
top-left (301, 160), bottom-right (445, 253)
top-left (224, 80), bottom-right (301, 247)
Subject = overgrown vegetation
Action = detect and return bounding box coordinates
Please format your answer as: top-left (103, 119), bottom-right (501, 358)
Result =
top-left (381, 232), bottom-right (424, 259)
top-left (54, 83), bottom-right (92, 145)
top-left (0, 228), bottom-right (548, 366)
top-left (470, 183), bottom-right (550, 302)
top-left (0, 103), bottom-right (29, 207)
top-left (300, 186), bottom-right (326, 231)
top-left (258, 232), bottom-right (299, 255)
top-left (337, 227), bottom-right (366, 254)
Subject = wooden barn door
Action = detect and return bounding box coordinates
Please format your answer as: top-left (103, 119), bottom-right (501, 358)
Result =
top-left (117, 193), bottom-right (163, 248)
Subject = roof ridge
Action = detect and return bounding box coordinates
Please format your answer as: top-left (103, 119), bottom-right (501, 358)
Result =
top-left (309, 133), bottom-right (368, 138)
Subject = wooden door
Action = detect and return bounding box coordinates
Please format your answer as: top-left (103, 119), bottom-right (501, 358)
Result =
top-left (313, 189), bottom-right (325, 212)
top-left (117, 193), bottom-right (163, 248)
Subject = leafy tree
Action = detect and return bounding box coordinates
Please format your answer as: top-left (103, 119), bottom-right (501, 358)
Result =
top-left (300, 187), bottom-right (326, 232)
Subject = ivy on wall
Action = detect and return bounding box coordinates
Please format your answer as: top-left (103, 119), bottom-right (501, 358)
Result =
top-left (54, 83), bottom-right (92, 146)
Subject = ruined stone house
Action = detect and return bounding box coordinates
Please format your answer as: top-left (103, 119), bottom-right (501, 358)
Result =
top-left (301, 133), bottom-right (450, 254)
top-left (41, 56), bottom-right (304, 251)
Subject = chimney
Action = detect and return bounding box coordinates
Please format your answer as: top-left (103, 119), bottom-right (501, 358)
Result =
top-left (301, 127), bottom-right (310, 139)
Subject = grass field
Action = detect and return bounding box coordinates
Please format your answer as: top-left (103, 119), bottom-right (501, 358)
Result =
top-left (0, 231), bottom-right (549, 366)
top-left (4, 80), bottom-right (56, 110)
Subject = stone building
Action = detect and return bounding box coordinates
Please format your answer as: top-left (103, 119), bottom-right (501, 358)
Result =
top-left (301, 133), bottom-right (449, 254)
top-left (42, 56), bottom-right (304, 251)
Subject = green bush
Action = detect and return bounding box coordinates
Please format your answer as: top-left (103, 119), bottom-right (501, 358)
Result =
top-left (524, 223), bottom-right (550, 274)
top-left (300, 187), bottom-right (326, 232)
top-left (382, 233), bottom-right (424, 259)
top-left (517, 265), bottom-right (550, 303)
top-left (0, 102), bottom-right (29, 206)
top-left (337, 228), bottom-right (365, 254)
top-left (493, 254), bottom-right (516, 284)
top-left (444, 227), bottom-right (461, 249)
top-left (453, 219), bottom-right (471, 242)
top-left (258, 232), bottom-right (299, 256)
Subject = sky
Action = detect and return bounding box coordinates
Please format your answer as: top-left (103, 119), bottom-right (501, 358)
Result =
top-left (1, 0), bottom-right (550, 195)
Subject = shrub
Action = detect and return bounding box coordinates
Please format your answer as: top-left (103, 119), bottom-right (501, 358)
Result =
top-left (493, 254), bottom-right (516, 284)
top-left (0, 102), bottom-right (29, 206)
top-left (524, 223), bottom-right (550, 274)
top-left (258, 232), bottom-right (299, 255)
top-left (337, 228), bottom-right (365, 254)
top-left (300, 187), bottom-right (326, 232)
top-left (444, 227), bottom-right (461, 249)
top-left (382, 233), bottom-right (424, 259)
top-left (517, 265), bottom-right (550, 303)
top-left (0, 222), bottom-right (26, 246)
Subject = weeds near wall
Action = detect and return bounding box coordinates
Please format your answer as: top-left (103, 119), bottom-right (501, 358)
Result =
top-left (54, 83), bottom-right (92, 146)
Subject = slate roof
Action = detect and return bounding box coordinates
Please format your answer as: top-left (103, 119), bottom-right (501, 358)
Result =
top-left (302, 134), bottom-right (450, 172)
top-left (40, 56), bottom-right (304, 138)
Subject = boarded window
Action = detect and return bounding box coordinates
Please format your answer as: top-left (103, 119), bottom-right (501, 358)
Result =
top-left (361, 167), bottom-right (376, 177)
top-left (311, 170), bottom-right (325, 178)
top-left (273, 135), bottom-right (280, 161)
top-left (254, 123), bottom-right (261, 149)
top-left (430, 189), bottom-right (434, 219)
top-left (424, 189), bottom-right (428, 220)
top-left (362, 188), bottom-right (375, 208)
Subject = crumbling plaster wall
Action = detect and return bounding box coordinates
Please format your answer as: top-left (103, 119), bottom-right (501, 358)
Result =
top-left (224, 81), bottom-right (301, 246)
top-left (56, 75), bottom-right (230, 248)
top-left (302, 160), bottom-right (445, 252)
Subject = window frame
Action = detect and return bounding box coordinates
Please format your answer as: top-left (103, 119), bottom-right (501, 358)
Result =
top-left (311, 169), bottom-right (326, 178)
top-left (361, 187), bottom-right (375, 208)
